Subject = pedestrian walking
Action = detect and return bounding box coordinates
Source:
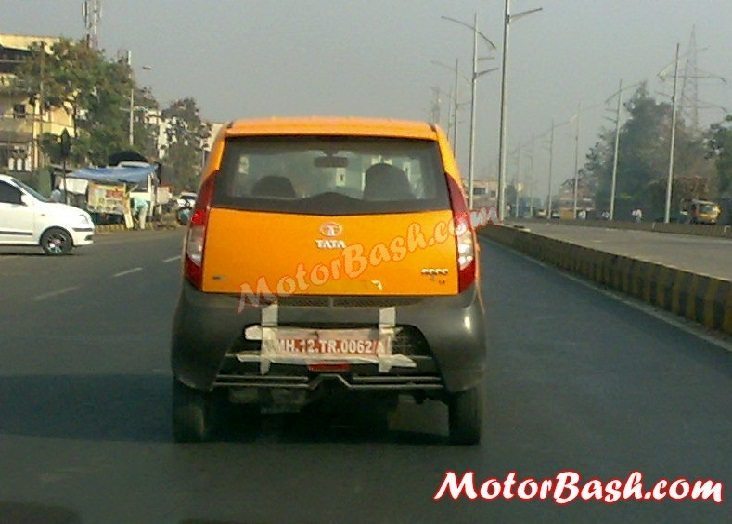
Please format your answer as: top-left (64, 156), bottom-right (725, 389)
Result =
top-left (133, 197), bottom-right (149, 230)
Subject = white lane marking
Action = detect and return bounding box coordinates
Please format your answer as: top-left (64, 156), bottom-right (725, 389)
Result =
top-left (33, 286), bottom-right (79, 301)
top-left (489, 241), bottom-right (732, 354)
top-left (163, 255), bottom-right (181, 263)
top-left (112, 267), bottom-right (143, 278)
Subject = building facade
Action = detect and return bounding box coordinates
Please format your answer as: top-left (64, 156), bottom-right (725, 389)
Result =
top-left (0, 33), bottom-right (74, 174)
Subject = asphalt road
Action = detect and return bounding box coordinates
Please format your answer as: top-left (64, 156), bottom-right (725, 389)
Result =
top-left (516, 222), bottom-right (732, 280)
top-left (0, 230), bottom-right (730, 523)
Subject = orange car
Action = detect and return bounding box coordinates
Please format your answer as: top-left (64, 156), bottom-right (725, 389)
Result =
top-left (172, 117), bottom-right (486, 444)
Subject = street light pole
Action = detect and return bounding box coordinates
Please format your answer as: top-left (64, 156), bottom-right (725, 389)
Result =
top-left (546, 119), bottom-right (555, 219)
top-left (59, 129), bottom-right (71, 205)
top-left (572, 101), bottom-right (581, 219)
top-left (496, 0), bottom-right (542, 222)
top-left (431, 59), bottom-right (474, 168)
top-left (528, 134), bottom-right (535, 217)
top-left (39, 41), bottom-right (46, 170)
top-left (127, 50), bottom-right (134, 147)
top-left (664, 43), bottom-right (680, 224)
top-left (441, 14), bottom-right (496, 210)
top-left (497, 0), bottom-right (510, 222)
top-left (514, 144), bottom-right (521, 217)
top-left (609, 78), bottom-right (623, 221)
top-left (453, 58), bottom-right (459, 150)
top-left (467, 12), bottom-right (479, 210)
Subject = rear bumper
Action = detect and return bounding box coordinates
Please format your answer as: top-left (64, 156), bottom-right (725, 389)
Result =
top-left (212, 372), bottom-right (445, 391)
top-left (171, 282), bottom-right (487, 394)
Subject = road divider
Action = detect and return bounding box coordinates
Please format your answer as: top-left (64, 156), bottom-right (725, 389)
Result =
top-left (95, 224), bottom-right (128, 233)
top-left (510, 219), bottom-right (732, 239)
top-left (94, 222), bottom-right (181, 234)
top-left (479, 225), bottom-right (732, 336)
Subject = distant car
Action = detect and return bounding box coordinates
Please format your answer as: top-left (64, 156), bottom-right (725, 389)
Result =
top-left (171, 117), bottom-right (487, 445)
top-left (685, 199), bottom-right (721, 225)
top-left (176, 192), bottom-right (198, 209)
top-left (174, 192), bottom-right (198, 225)
top-left (0, 175), bottom-right (94, 255)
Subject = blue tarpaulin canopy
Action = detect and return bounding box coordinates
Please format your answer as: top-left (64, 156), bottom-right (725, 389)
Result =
top-left (66, 164), bottom-right (156, 185)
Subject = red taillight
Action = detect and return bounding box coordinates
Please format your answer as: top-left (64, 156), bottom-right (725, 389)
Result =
top-left (184, 172), bottom-right (217, 288)
top-left (307, 363), bottom-right (352, 373)
top-left (446, 176), bottom-right (477, 293)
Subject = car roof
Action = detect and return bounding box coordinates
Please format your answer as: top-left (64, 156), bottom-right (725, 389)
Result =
top-left (225, 116), bottom-right (440, 141)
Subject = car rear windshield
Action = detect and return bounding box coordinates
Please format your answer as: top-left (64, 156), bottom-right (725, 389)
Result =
top-left (212, 136), bottom-right (449, 215)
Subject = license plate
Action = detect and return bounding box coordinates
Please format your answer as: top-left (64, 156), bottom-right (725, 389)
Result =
top-left (273, 328), bottom-right (381, 357)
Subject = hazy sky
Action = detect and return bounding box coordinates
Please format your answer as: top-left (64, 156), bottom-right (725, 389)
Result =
top-left (4, 0), bottom-right (732, 197)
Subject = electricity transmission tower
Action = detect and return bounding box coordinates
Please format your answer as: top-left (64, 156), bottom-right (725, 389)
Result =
top-left (83, 0), bottom-right (102, 50)
top-left (680, 26), bottom-right (700, 134)
top-left (676, 26), bottom-right (727, 135)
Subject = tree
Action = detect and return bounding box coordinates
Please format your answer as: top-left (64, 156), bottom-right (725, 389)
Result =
top-left (708, 115), bottom-right (732, 195)
top-left (132, 86), bottom-right (160, 161)
top-left (13, 38), bottom-right (156, 166)
top-left (161, 97), bottom-right (210, 190)
top-left (582, 83), bottom-right (715, 218)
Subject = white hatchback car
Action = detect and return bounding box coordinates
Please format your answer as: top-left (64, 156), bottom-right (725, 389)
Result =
top-left (0, 174), bottom-right (95, 255)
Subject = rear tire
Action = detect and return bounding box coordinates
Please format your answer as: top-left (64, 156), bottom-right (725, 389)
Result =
top-left (448, 386), bottom-right (483, 445)
top-left (172, 379), bottom-right (215, 443)
top-left (41, 227), bottom-right (73, 255)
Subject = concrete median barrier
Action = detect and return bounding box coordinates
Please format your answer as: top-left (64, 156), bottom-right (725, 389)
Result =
top-left (95, 224), bottom-right (127, 233)
top-left (512, 219), bottom-right (732, 239)
top-left (479, 225), bottom-right (732, 336)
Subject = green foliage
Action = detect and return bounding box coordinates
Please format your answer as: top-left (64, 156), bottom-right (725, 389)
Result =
top-left (583, 83), bottom-right (716, 217)
top-left (162, 98), bottom-right (211, 190)
top-left (133, 86), bottom-right (160, 161)
top-left (13, 38), bottom-right (158, 166)
top-left (708, 115), bottom-right (732, 195)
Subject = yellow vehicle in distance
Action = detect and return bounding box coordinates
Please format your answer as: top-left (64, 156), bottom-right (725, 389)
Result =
top-left (681, 198), bottom-right (722, 225)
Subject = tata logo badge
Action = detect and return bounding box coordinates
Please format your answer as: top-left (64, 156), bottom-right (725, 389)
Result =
top-left (319, 222), bottom-right (342, 237)
top-left (316, 239), bottom-right (347, 249)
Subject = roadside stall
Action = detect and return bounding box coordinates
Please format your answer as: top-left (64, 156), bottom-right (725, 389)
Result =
top-left (58, 164), bottom-right (158, 229)
top-left (86, 181), bottom-right (133, 228)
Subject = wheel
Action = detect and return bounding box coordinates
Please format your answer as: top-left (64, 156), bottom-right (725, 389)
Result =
top-left (172, 379), bottom-right (216, 443)
top-left (448, 386), bottom-right (483, 445)
top-left (40, 227), bottom-right (73, 255)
